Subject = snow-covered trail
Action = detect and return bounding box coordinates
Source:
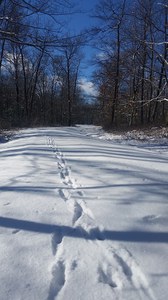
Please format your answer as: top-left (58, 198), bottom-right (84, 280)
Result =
top-left (0, 127), bottom-right (167, 300)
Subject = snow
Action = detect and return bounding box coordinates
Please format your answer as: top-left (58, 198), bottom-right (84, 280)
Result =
top-left (0, 125), bottom-right (168, 300)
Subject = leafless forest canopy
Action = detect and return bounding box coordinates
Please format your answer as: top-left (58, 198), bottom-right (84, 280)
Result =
top-left (0, 0), bottom-right (168, 129)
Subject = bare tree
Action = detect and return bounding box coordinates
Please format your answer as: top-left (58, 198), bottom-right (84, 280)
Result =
top-left (53, 36), bottom-right (84, 126)
top-left (151, 2), bottom-right (168, 122)
top-left (93, 0), bottom-right (168, 127)
top-left (94, 0), bottom-right (127, 126)
top-left (0, 0), bottom-right (77, 128)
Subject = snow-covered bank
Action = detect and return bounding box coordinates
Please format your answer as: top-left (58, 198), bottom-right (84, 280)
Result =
top-left (77, 125), bottom-right (168, 153)
top-left (0, 126), bottom-right (168, 300)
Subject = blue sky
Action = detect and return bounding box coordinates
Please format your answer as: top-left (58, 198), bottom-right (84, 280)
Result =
top-left (69, 0), bottom-right (99, 33)
top-left (66, 0), bottom-right (99, 95)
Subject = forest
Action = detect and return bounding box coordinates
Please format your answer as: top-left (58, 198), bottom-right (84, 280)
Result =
top-left (0, 0), bottom-right (168, 129)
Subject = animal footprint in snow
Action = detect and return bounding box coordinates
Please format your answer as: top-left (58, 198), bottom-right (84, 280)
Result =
top-left (62, 167), bottom-right (69, 177)
top-left (70, 260), bottom-right (78, 271)
top-left (72, 201), bottom-right (83, 224)
top-left (70, 178), bottom-right (78, 189)
top-left (77, 190), bottom-right (84, 196)
top-left (58, 162), bottom-right (64, 169)
top-left (113, 248), bottom-right (153, 294)
top-left (3, 202), bottom-right (10, 206)
top-left (48, 260), bottom-right (65, 300)
top-left (12, 229), bottom-right (20, 234)
top-left (51, 231), bottom-right (63, 256)
top-left (113, 251), bottom-right (133, 278)
top-left (58, 189), bottom-right (70, 202)
top-left (98, 264), bottom-right (117, 288)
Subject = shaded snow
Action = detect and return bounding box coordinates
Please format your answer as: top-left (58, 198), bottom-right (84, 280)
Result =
top-left (0, 126), bottom-right (168, 300)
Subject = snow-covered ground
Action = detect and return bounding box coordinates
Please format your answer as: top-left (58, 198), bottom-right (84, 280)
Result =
top-left (0, 125), bottom-right (168, 300)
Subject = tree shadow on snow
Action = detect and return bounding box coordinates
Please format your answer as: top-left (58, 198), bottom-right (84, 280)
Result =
top-left (0, 216), bottom-right (168, 243)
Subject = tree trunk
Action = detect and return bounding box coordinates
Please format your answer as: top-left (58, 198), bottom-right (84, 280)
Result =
top-left (152, 5), bottom-right (168, 122)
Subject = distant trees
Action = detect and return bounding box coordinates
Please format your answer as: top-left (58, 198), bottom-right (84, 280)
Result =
top-left (0, 1), bottom-right (50, 126)
top-left (1, 0), bottom-right (167, 130)
top-left (53, 36), bottom-right (84, 126)
top-left (93, 0), bottom-right (168, 127)
top-left (0, 0), bottom-right (88, 128)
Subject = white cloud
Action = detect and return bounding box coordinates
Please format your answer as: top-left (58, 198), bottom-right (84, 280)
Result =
top-left (78, 78), bottom-right (98, 97)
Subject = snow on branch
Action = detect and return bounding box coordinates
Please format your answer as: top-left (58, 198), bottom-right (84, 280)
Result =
top-left (157, 3), bottom-right (168, 8)
top-left (140, 82), bottom-right (168, 106)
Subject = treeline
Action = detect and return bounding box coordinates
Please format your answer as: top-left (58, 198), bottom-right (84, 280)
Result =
top-left (93, 0), bottom-right (168, 128)
top-left (0, 0), bottom-right (168, 130)
top-left (0, 0), bottom-right (92, 128)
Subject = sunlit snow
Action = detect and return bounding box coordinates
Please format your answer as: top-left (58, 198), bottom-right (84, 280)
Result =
top-left (0, 126), bottom-right (168, 300)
